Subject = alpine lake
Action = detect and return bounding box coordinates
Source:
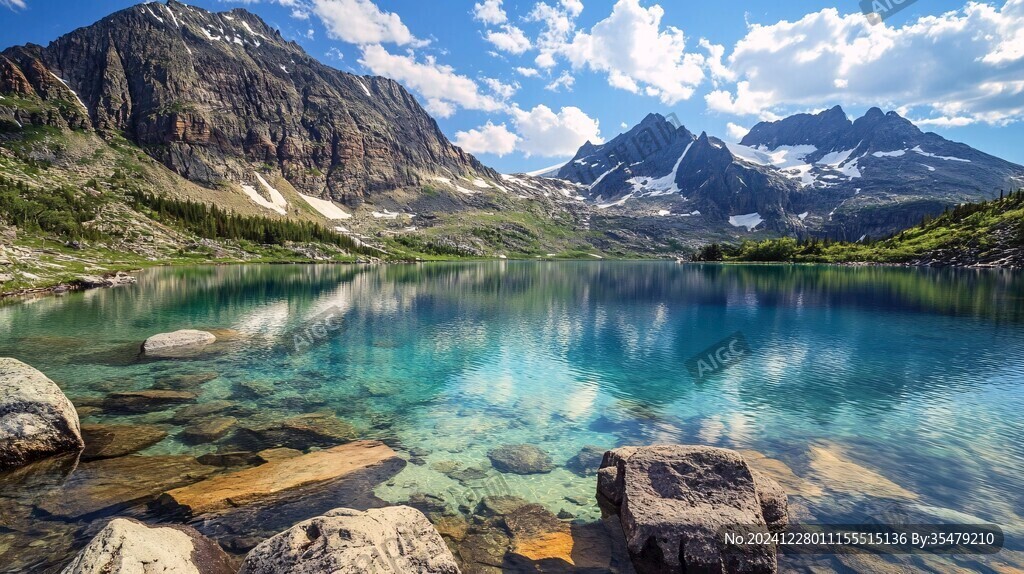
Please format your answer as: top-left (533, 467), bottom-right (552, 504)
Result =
top-left (1, 262), bottom-right (1022, 572)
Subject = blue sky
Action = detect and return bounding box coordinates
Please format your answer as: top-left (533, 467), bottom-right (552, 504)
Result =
top-left (1, 0), bottom-right (1022, 172)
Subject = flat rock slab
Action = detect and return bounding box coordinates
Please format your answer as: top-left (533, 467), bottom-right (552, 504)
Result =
top-left (142, 330), bottom-right (217, 357)
top-left (61, 517), bottom-right (235, 574)
top-left (238, 506), bottom-right (460, 574)
top-left (36, 455), bottom-right (216, 520)
top-left (80, 424), bottom-right (168, 461)
top-left (159, 440), bottom-right (399, 516)
top-left (0, 358), bottom-right (83, 470)
top-left (189, 456), bottom-right (406, 553)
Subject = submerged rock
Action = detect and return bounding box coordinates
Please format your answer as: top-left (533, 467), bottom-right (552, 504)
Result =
top-left (806, 443), bottom-right (917, 500)
top-left (232, 380), bottom-right (277, 399)
top-left (80, 424), bottom-right (167, 461)
top-left (487, 444), bottom-right (554, 475)
top-left (141, 330), bottom-right (217, 357)
top-left (60, 517), bottom-right (234, 574)
top-left (505, 503), bottom-right (574, 564)
top-left (170, 400), bottom-right (242, 424)
top-left (158, 440), bottom-right (399, 516)
top-left (228, 412), bottom-right (357, 451)
top-left (597, 445), bottom-right (789, 574)
top-left (153, 372), bottom-right (219, 391)
top-left (238, 506), bottom-right (461, 574)
top-left (181, 416), bottom-right (238, 444)
top-left (37, 454), bottom-right (216, 520)
top-left (0, 358), bottom-right (84, 470)
top-left (102, 390), bottom-right (197, 414)
top-left (566, 444), bottom-right (606, 477)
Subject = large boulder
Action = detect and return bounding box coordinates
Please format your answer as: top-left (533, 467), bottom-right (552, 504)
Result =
top-left (60, 518), bottom-right (235, 574)
top-left (597, 445), bottom-right (789, 574)
top-left (141, 330), bottom-right (216, 356)
top-left (238, 506), bottom-right (461, 574)
top-left (0, 358), bottom-right (84, 470)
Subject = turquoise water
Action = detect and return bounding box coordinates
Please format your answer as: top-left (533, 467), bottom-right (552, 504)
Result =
top-left (2, 262), bottom-right (1023, 571)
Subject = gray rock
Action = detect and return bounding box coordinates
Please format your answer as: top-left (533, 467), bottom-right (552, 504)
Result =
top-left (0, 358), bottom-right (84, 470)
top-left (141, 330), bottom-right (216, 356)
top-left (74, 272), bottom-right (136, 289)
top-left (60, 517), bottom-right (235, 574)
top-left (598, 445), bottom-right (788, 574)
top-left (487, 444), bottom-right (554, 475)
top-left (238, 506), bottom-right (461, 574)
top-left (0, 272), bottom-right (13, 283)
top-left (752, 469), bottom-right (789, 534)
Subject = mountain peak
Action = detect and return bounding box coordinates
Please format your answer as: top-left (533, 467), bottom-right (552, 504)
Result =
top-left (1, 1), bottom-right (492, 205)
top-left (740, 105), bottom-right (852, 149)
top-left (863, 107), bottom-right (885, 120)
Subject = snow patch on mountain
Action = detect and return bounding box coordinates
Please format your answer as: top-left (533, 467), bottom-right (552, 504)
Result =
top-left (627, 141), bottom-right (694, 197)
top-left (299, 193), bottom-right (351, 220)
top-left (729, 212), bottom-right (763, 230)
top-left (912, 146), bottom-right (970, 162)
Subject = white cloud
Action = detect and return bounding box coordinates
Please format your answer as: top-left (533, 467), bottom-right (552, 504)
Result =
top-left (710, 2), bottom-right (1024, 125)
top-left (561, 0), bottom-right (584, 16)
top-left (358, 44), bottom-right (505, 117)
top-left (545, 71), bottom-right (575, 92)
top-left (1, 0), bottom-right (27, 10)
top-left (705, 81), bottom-right (780, 120)
top-left (485, 25), bottom-right (531, 54)
top-left (482, 77), bottom-right (519, 100)
top-left (914, 116), bottom-right (977, 127)
top-left (510, 104), bottom-right (603, 157)
top-left (528, 1), bottom-right (580, 69)
top-left (725, 122), bottom-right (749, 142)
top-left (455, 122), bottom-right (520, 156)
top-left (473, 0), bottom-right (507, 25)
top-left (313, 0), bottom-right (427, 47)
top-left (290, 8), bottom-right (310, 19)
top-left (558, 0), bottom-right (706, 105)
top-left (516, 67), bottom-right (540, 77)
top-left (535, 52), bottom-right (557, 69)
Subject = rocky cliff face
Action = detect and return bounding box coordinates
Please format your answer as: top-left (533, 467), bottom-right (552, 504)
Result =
top-left (1, 0), bottom-right (492, 207)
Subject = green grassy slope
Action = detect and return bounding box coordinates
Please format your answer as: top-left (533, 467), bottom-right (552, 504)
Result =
top-left (694, 190), bottom-right (1024, 266)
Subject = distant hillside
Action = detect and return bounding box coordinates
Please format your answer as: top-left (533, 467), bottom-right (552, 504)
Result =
top-left (696, 189), bottom-right (1024, 268)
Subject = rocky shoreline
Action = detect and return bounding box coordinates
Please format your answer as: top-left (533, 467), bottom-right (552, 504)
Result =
top-left (1, 342), bottom-right (799, 574)
top-left (3, 336), bottom-right (1023, 573)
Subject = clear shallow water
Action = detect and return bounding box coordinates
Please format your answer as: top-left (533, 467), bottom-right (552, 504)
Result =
top-left (2, 262), bottom-right (1024, 571)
